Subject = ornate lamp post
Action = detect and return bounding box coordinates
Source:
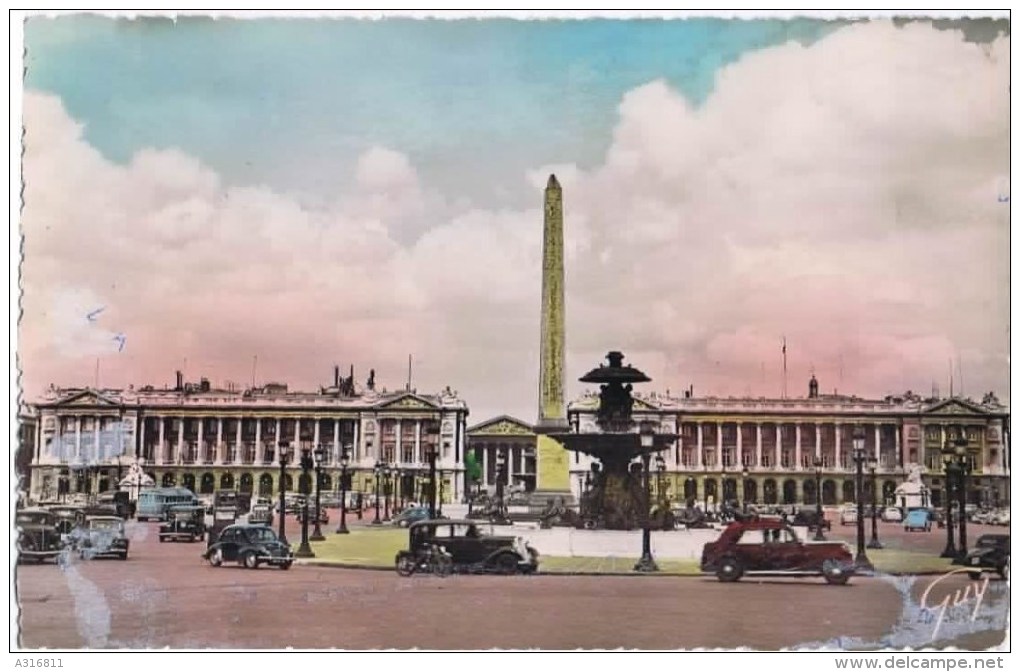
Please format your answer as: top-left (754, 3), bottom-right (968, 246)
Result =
top-left (634, 421), bottom-right (659, 572)
top-left (867, 456), bottom-right (883, 550)
top-left (656, 454), bottom-right (667, 505)
top-left (953, 435), bottom-right (971, 560)
top-left (371, 461), bottom-right (383, 525)
top-left (851, 427), bottom-right (873, 571)
top-left (382, 464), bottom-right (393, 522)
top-left (277, 443), bottom-right (291, 545)
top-left (425, 421), bottom-right (439, 519)
top-left (495, 450), bottom-right (507, 521)
top-left (812, 457), bottom-right (826, 541)
top-left (335, 447), bottom-right (350, 534)
top-left (741, 466), bottom-right (750, 514)
top-left (939, 440), bottom-right (959, 558)
top-left (310, 445), bottom-right (326, 542)
top-left (437, 469), bottom-right (445, 517)
top-left (294, 447), bottom-right (315, 558)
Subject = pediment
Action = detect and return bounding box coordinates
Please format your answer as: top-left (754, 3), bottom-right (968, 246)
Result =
top-left (468, 415), bottom-right (534, 436)
top-left (55, 390), bottom-right (120, 408)
top-left (923, 399), bottom-right (988, 416)
top-left (377, 394), bottom-right (438, 410)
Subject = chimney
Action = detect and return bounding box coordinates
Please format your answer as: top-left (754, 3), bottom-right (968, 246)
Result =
top-left (334, 365), bottom-right (340, 388)
top-left (175, 370), bottom-right (183, 391)
top-left (200, 377), bottom-right (211, 392)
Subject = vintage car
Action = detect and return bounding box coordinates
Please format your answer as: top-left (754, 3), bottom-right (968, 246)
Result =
top-left (955, 534), bottom-right (1010, 580)
top-left (76, 515), bottom-right (130, 560)
top-left (839, 505), bottom-right (859, 526)
top-left (296, 506), bottom-right (329, 525)
top-left (16, 508), bottom-right (65, 563)
top-left (48, 505), bottom-right (86, 537)
top-left (395, 520), bottom-right (539, 575)
top-left (391, 506), bottom-right (432, 528)
top-left (880, 506), bottom-right (904, 523)
top-left (159, 505), bottom-right (207, 543)
top-left (792, 509), bottom-right (832, 532)
top-left (903, 508), bottom-right (932, 532)
top-left (248, 502), bottom-right (274, 526)
top-left (203, 524), bottom-right (293, 570)
top-left (700, 519), bottom-right (856, 585)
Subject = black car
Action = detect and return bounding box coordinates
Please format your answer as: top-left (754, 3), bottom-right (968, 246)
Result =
top-left (203, 524), bottom-right (293, 570)
top-left (956, 534), bottom-right (1010, 580)
top-left (75, 515), bottom-right (130, 560)
top-left (395, 520), bottom-right (539, 575)
top-left (792, 509), bottom-right (832, 532)
top-left (16, 508), bottom-right (65, 563)
top-left (159, 505), bottom-right (208, 543)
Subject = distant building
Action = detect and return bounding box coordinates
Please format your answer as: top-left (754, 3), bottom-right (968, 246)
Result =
top-left (24, 369), bottom-right (469, 505)
top-left (565, 377), bottom-right (1010, 509)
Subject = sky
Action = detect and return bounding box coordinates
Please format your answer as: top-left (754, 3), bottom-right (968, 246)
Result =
top-left (15, 12), bottom-right (1011, 424)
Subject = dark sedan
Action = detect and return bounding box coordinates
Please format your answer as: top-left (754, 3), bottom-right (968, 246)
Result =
top-left (956, 534), bottom-right (1010, 581)
top-left (203, 524), bottom-right (293, 570)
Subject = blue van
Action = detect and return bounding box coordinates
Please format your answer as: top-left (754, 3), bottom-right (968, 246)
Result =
top-left (137, 487), bottom-right (200, 522)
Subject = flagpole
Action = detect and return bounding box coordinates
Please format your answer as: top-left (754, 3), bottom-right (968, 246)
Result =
top-left (782, 337), bottom-right (788, 400)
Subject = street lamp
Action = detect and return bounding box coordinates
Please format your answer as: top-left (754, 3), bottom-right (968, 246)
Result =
top-left (495, 450), bottom-right (507, 522)
top-left (655, 454), bottom-right (667, 506)
top-left (372, 461), bottom-right (384, 525)
top-left (939, 439), bottom-right (959, 558)
top-left (278, 443), bottom-right (291, 545)
top-left (310, 445), bottom-right (326, 542)
top-left (294, 447), bottom-right (315, 558)
top-left (851, 427), bottom-right (873, 571)
top-left (867, 455), bottom-right (883, 550)
top-left (335, 447), bottom-right (350, 534)
top-left (741, 466), bottom-right (750, 514)
top-left (953, 435), bottom-right (971, 560)
top-left (437, 468), bottom-right (445, 517)
top-left (812, 457), bottom-right (826, 541)
top-left (383, 464), bottom-right (393, 522)
top-left (634, 421), bottom-right (659, 573)
top-left (425, 421), bottom-right (440, 519)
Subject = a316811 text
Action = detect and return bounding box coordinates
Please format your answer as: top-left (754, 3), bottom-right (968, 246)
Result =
top-left (14, 660), bottom-right (64, 668)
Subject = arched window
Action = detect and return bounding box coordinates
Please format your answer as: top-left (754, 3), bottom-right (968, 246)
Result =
top-left (220, 473), bottom-right (235, 490)
top-left (200, 473), bottom-right (215, 495)
top-left (239, 473), bottom-right (254, 494)
top-left (162, 473), bottom-right (176, 487)
top-left (258, 473), bottom-right (274, 497)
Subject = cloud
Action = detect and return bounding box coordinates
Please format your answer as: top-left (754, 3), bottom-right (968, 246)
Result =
top-left (18, 20), bottom-right (1010, 422)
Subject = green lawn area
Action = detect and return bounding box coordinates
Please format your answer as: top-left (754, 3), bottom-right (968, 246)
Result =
top-left (301, 528), bottom-right (952, 576)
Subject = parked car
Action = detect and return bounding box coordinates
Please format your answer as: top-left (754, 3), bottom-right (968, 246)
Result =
top-left (880, 507), bottom-right (903, 523)
top-left (203, 524), bottom-right (293, 570)
top-left (699, 519), bottom-right (856, 585)
top-left (395, 520), bottom-right (538, 575)
top-left (989, 510), bottom-right (1010, 527)
top-left (391, 506), bottom-right (432, 528)
top-left (792, 509), bottom-right (832, 532)
top-left (839, 505), bottom-right (858, 526)
top-left (16, 508), bottom-right (65, 563)
top-left (296, 507), bottom-right (329, 525)
top-left (159, 505), bottom-right (207, 543)
top-left (76, 515), bottom-right (130, 560)
top-left (955, 534), bottom-right (1009, 580)
top-left (47, 505), bottom-right (86, 537)
top-left (903, 509), bottom-right (932, 532)
top-left (248, 502), bottom-right (274, 526)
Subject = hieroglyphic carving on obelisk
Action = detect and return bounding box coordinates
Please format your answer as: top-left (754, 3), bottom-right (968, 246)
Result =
top-left (538, 174), bottom-right (567, 428)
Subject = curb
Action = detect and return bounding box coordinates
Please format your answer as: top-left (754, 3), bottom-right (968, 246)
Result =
top-left (294, 560), bottom-right (952, 577)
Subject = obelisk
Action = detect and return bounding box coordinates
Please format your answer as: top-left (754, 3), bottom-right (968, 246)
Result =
top-left (535, 174), bottom-right (571, 495)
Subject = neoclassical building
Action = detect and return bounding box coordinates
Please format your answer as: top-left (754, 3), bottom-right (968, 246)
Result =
top-left (26, 371), bottom-right (470, 505)
top-left (564, 377), bottom-right (1010, 510)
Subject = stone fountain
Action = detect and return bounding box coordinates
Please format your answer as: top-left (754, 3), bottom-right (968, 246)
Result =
top-left (551, 351), bottom-right (677, 531)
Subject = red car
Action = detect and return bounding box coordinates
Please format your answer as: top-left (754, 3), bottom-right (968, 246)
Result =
top-left (700, 519), bottom-right (856, 585)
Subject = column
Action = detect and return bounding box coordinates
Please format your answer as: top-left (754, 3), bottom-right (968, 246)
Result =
top-left (139, 419), bottom-right (146, 463)
top-left (834, 422), bottom-right (841, 470)
top-left (293, 418), bottom-right (300, 452)
top-left (176, 417), bottom-right (184, 465)
top-left (74, 416), bottom-right (82, 460)
top-left (395, 420), bottom-right (402, 464)
top-left (896, 424), bottom-right (903, 467)
top-left (216, 418), bottom-right (223, 465)
top-left (795, 423), bottom-right (802, 471)
top-left (481, 444), bottom-right (489, 486)
top-left (716, 422), bottom-right (723, 468)
top-left (333, 419), bottom-right (340, 464)
top-left (755, 423), bottom-right (762, 469)
top-left (275, 418), bottom-right (282, 458)
top-left (414, 420), bottom-right (422, 464)
top-left (352, 419), bottom-right (360, 462)
top-left (696, 423), bottom-right (704, 470)
top-left (814, 422), bottom-right (822, 464)
top-left (874, 424), bottom-right (881, 463)
top-left (235, 417), bottom-right (242, 463)
top-left (93, 417), bottom-right (100, 464)
top-left (313, 419), bottom-right (320, 450)
top-left (157, 417), bottom-right (165, 465)
top-left (736, 421), bottom-right (743, 467)
top-left (776, 424), bottom-right (783, 469)
top-left (254, 418), bottom-right (262, 463)
top-left (197, 417), bottom-right (204, 463)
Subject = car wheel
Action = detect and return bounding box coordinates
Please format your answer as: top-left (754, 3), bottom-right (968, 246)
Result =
top-left (279, 561), bottom-right (293, 571)
top-left (159, 536), bottom-right (165, 543)
top-left (998, 557), bottom-right (1009, 581)
top-left (242, 551), bottom-right (259, 570)
top-left (118, 552), bottom-right (128, 561)
top-left (968, 571), bottom-right (982, 581)
top-left (398, 520), bottom-right (409, 528)
top-left (823, 560), bottom-right (852, 585)
top-left (208, 548), bottom-right (223, 567)
top-left (494, 553), bottom-right (519, 575)
top-left (396, 554), bottom-right (416, 577)
top-left (715, 557), bottom-right (743, 583)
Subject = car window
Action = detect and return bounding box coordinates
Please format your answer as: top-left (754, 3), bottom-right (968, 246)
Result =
top-left (432, 525), bottom-right (455, 539)
top-left (16, 513), bottom-right (50, 526)
top-left (90, 519), bottom-right (121, 531)
top-left (736, 530), bottom-right (766, 545)
top-left (778, 528), bottom-right (798, 543)
top-left (220, 529), bottom-right (238, 543)
top-left (450, 524), bottom-right (475, 538)
top-left (246, 527), bottom-right (278, 543)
